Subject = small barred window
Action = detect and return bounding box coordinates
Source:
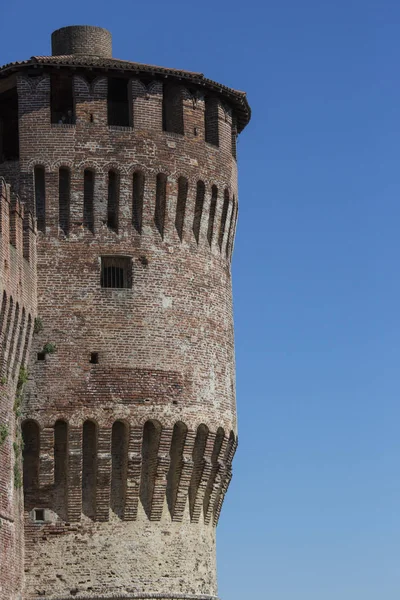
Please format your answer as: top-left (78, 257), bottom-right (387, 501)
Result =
top-left (100, 256), bottom-right (132, 289)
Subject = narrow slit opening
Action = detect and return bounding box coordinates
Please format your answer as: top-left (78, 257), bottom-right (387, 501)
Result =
top-left (83, 170), bottom-right (94, 233)
top-left (34, 166), bottom-right (46, 233)
top-left (59, 167), bottom-right (71, 235)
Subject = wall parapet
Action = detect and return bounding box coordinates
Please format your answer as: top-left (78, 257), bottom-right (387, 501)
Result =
top-left (22, 418), bottom-right (237, 527)
top-left (0, 178), bottom-right (37, 267)
top-left (34, 594), bottom-right (220, 600)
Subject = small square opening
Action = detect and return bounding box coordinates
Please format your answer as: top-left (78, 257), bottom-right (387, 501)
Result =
top-left (101, 256), bottom-right (132, 289)
top-left (90, 352), bottom-right (99, 364)
top-left (37, 352), bottom-right (45, 361)
top-left (34, 509), bottom-right (45, 522)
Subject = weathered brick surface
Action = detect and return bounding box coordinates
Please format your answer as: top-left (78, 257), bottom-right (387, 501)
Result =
top-left (0, 25), bottom-right (250, 600)
top-left (0, 181), bottom-right (37, 600)
top-left (52, 25), bottom-right (112, 58)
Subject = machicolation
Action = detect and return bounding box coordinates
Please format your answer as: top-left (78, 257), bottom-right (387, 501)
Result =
top-left (0, 24), bottom-right (251, 600)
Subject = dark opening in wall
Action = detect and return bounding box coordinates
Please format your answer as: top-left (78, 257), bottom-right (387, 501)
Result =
top-left (108, 77), bottom-right (131, 127)
top-left (11, 307), bottom-right (25, 380)
top-left (154, 173), bottom-right (167, 238)
top-left (107, 171), bottom-right (119, 231)
top-left (162, 84), bottom-right (184, 135)
top-left (218, 189), bottom-right (230, 250)
top-left (33, 508), bottom-right (45, 522)
top-left (90, 352), bottom-right (99, 364)
top-left (231, 115), bottom-right (238, 159)
top-left (54, 420), bottom-right (68, 485)
top-left (22, 420), bottom-right (40, 493)
top-left (193, 180), bottom-right (205, 243)
top-left (140, 420), bottom-right (161, 519)
top-left (0, 291), bottom-right (7, 335)
top-left (207, 185), bottom-right (218, 247)
top-left (7, 302), bottom-right (19, 375)
top-left (111, 421), bottom-right (128, 518)
top-left (3, 297), bottom-right (13, 368)
top-left (189, 424), bottom-right (209, 520)
top-left (166, 421), bottom-right (187, 519)
top-left (204, 97), bottom-right (219, 146)
top-left (59, 168), bottom-right (70, 235)
top-left (175, 176), bottom-right (188, 241)
top-left (83, 169), bottom-right (94, 233)
top-left (226, 195), bottom-right (237, 258)
top-left (37, 352), bottom-right (45, 361)
top-left (82, 420), bottom-right (97, 519)
top-left (51, 73), bottom-right (75, 124)
top-left (54, 420), bottom-right (68, 519)
top-left (204, 427), bottom-right (225, 519)
top-left (34, 166), bottom-right (46, 233)
top-left (132, 171), bottom-right (144, 233)
top-left (21, 314), bottom-right (32, 368)
top-left (0, 87), bottom-right (19, 162)
top-left (100, 256), bottom-right (132, 289)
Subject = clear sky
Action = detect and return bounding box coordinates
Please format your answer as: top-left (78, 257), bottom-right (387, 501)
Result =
top-left (1, 1), bottom-right (399, 598)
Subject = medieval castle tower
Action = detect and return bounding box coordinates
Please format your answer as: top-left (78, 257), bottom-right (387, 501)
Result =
top-left (0, 25), bottom-right (251, 600)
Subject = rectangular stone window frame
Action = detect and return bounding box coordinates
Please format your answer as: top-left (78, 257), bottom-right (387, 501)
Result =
top-left (100, 256), bottom-right (132, 289)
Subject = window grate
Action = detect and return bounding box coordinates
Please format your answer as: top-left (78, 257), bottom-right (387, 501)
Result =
top-left (100, 256), bottom-right (132, 289)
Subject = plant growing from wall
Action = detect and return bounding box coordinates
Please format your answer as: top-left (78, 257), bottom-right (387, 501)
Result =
top-left (43, 342), bottom-right (56, 355)
top-left (18, 366), bottom-right (29, 387)
top-left (33, 317), bottom-right (43, 335)
top-left (13, 367), bottom-right (28, 488)
top-left (14, 462), bottom-right (23, 489)
top-left (13, 368), bottom-right (28, 418)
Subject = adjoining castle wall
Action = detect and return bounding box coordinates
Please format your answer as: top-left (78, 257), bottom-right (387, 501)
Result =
top-left (0, 180), bottom-right (36, 600)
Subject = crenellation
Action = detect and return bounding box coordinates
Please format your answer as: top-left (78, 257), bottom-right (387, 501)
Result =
top-left (0, 175), bottom-right (37, 599)
top-left (0, 24), bottom-right (250, 600)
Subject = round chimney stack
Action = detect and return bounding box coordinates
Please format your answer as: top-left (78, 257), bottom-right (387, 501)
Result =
top-left (51, 25), bottom-right (112, 57)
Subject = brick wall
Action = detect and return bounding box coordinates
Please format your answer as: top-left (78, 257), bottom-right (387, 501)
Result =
top-left (0, 180), bottom-right (37, 600)
top-left (51, 26), bottom-right (112, 58)
top-left (0, 51), bottom-right (247, 600)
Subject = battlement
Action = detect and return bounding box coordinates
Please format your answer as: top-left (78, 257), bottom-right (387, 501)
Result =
top-left (0, 25), bottom-right (250, 600)
top-left (0, 178), bottom-right (36, 267)
top-left (24, 165), bottom-right (237, 261)
top-left (0, 178), bottom-right (37, 600)
top-left (21, 418), bottom-right (236, 525)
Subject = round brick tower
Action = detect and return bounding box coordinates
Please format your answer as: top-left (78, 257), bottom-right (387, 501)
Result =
top-left (0, 26), bottom-right (251, 600)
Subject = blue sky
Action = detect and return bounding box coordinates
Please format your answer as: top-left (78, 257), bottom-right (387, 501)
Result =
top-left (2, 1), bottom-right (400, 598)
